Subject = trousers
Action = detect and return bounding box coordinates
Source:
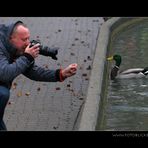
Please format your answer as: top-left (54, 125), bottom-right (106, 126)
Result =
top-left (0, 86), bottom-right (10, 131)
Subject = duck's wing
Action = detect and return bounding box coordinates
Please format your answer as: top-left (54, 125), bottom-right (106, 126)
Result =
top-left (120, 68), bottom-right (144, 74)
top-left (117, 72), bottom-right (145, 79)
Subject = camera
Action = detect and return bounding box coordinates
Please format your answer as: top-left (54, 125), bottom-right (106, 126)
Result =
top-left (29, 40), bottom-right (58, 60)
top-left (30, 40), bottom-right (41, 48)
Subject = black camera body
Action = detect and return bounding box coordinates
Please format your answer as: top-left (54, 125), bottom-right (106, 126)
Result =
top-left (30, 40), bottom-right (41, 48)
top-left (29, 40), bottom-right (58, 60)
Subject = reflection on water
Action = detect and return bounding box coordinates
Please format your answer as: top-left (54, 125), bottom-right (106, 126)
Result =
top-left (102, 19), bottom-right (148, 131)
top-left (106, 78), bottom-right (148, 131)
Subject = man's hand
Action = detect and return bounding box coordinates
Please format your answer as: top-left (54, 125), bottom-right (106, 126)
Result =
top-left (61, 63), bottom-right (78, 79)
top-left (29, 40), bottom-right (59, 60)
top-left (25, 43), bottom-right (40, 58)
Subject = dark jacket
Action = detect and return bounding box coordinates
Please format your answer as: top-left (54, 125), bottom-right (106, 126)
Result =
top-left (0, 21), bottom-right (61, 89)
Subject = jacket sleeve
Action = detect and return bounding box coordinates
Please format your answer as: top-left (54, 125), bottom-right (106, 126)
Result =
top-left (0, 50), bottom-right (34, 82)
top-left (23, 64), bottom-right (61, 82)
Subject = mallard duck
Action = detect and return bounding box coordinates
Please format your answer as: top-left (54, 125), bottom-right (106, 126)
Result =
top-left (107, 54), bottom-right (148, 80)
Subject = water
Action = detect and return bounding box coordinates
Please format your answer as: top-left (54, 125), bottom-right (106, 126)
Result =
top-left (101, 19), bottom-right (148, 131)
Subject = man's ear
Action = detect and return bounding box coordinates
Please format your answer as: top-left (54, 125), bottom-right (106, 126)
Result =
top-left (9, 34), bottom-right (16, 41)
top-left (9, 34), bottom-right (15, 39)
top-left (9, 36), bottom-right (12, 40)
top-left (9, 36), bottom-right (13, 43)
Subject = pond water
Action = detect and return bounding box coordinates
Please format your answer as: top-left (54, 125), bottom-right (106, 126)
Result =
top-left (100, 19), bottom-right (148, 131)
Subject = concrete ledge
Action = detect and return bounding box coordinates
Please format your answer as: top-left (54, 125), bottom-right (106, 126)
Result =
top-left (77, 17), bottom-right (148, 131)
top-left (77, 17), bottom-right (120, 131)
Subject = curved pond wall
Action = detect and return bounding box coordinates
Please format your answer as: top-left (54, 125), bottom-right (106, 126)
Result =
top-left (77, 17), bottom-right (148, 131)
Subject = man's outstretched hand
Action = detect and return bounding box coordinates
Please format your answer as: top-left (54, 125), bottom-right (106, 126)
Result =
top-left (61, 63), bottom-right (78, 79)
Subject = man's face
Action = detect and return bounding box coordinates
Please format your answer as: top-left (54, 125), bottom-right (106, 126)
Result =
top-left (9, 25), bottom-right (30, 55)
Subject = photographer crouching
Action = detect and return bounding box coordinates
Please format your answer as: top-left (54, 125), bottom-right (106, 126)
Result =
top-left (0, 21), bottom-right (78, 130)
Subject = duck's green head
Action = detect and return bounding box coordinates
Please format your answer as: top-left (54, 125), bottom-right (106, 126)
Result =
top-left (107, 54), bottom-right (122, 67)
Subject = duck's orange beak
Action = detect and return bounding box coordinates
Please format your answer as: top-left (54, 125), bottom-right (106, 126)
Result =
top-left (107, 56), bottom-right (113, 61)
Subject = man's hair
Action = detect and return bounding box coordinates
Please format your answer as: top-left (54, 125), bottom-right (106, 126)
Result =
top-left (11, 22), bottom-right (28, 35)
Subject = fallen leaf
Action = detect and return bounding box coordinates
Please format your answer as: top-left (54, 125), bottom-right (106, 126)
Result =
top-left (37, 87), bottom-right (41, 91)
top-left (86, 65), bottom-right (91, 70)
top-left (67, 84), bottom-right (71, 87)
top-left (75, 38), bottom-right (79, 41)
top-left (58, 29), bottom-right (62, 32)
top-left (70, 52), bottom-right (75, 56)
top-left (12, 82), bottom-right (17, 89)
top-left (82, 73), bottom-right (87, 77)
top-left (25, 92), bottom-right (30, 96)
top-left (56, 87), bottom-right (60, 90)
top-left (79, 98), bottom-right (84, 100)
top-left (7, 101), bottom-right (14, 105)
top-left (17, 91), bottom-right (22, 97)
top-left (87, 56), bottom-right (91, 61)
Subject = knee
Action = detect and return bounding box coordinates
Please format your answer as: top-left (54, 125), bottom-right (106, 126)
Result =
top-left (0, 86), bottom-right (10, 101)
top-left (0, 91), bottom-right (10, 100)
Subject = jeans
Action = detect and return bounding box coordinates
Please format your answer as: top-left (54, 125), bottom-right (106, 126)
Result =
top-left (0, 86), bottom-right (10, 131)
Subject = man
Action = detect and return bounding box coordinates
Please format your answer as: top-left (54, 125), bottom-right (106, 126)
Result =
top-left (0, 21), bottom-right (78, 130)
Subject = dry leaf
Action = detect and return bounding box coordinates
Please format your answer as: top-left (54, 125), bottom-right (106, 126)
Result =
top-left (56, 87), bottom-right (60, 90)
top-left (37, 87), bottom-right (41, 91)
top-left (7, 101), bottom-right (14, 105)
top-left (17, 91), bottom-right (22, 97)
top-left (12, 82), bottom-right (17, 89)
top-left (82, 73), bottom-right (87, 77)
top-left (25, 92), bottom-right (30, 96)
